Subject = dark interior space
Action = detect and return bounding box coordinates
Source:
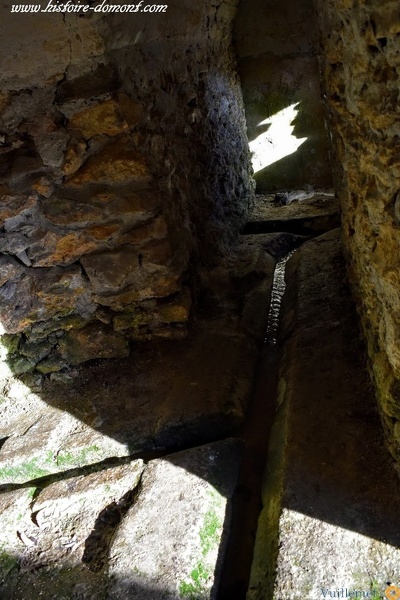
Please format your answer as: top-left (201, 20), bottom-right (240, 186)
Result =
top-left (0, 1), bottom-right (399, 599)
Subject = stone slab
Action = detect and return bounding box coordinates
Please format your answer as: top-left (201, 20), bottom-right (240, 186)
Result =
top-left (0, 460), bottom-right (144, 599)
top-left (0, 330), bottom-right (249, 485)
top-left (243, 192), bottom-right (340, 236)
top-left (248, 229), bottom-right (400, 599)
top-left (0, 440), bottom-right (240, 600)
top-left (108, 439), bottom-right (242, 600)
top-left (248, 190), bottom-right (338, 221)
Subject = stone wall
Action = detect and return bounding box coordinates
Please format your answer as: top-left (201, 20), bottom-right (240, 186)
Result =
top-left (314, 0), bottom-right (400, 464)
top-left (0, 1), bottom-right (253, 373)
top-left (234, 0), bottom-right (332, 192)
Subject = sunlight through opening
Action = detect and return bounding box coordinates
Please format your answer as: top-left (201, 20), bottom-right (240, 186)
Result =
top-left (249, 102), bottom-right (308, 174)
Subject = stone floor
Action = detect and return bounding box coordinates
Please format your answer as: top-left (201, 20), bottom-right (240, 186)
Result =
top-left (0, 229), bottom-right (276, 599)
top-left (3, 190), bottom-right (396, 600)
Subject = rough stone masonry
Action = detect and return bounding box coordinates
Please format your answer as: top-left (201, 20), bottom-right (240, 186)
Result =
top-left (0, 0), bottom-right (254, 374)
top-left (313, 0), bottom-right (400, 468)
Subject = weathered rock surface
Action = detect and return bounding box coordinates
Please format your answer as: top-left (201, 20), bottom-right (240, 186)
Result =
top-left (0, 462), bottom-right (144, 599)
top-left (314, 0), bottom-right (400, 468)
top-left (0, 1), bottom-right (254, 370)
top-left (0, 329), bottom-right (255, 485)
top-left (0, 232), bottom-right (274, 484)
top-left (0, 228), bottom-right (273, 597)
top-left (108, 440), bottom-right (241, 600)
top-left (243, 190), bottom-right (340, 236)
top-left (0, 440), bottom-right (240, 600)
top-left (248, 230), bottom-right (400, 599)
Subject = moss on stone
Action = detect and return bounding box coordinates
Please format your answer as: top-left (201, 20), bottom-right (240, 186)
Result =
top-left (6, 355), bottom-right (36, 375)
top-left (179, 562), bottom-right (209, 599)
top-left (112, 310), bottom-right (151, 333)
top-left (199, 505), bottom-right (220, 557)
top-left (179, 490), bottom-right (224, 599)
top-left (0, 546), bottom-right (18, 577)
top-left (0, 445), bottom-right (102, 484)
top-left (0, 334), bottom-right (21, 354)
top-left (0, 458), bottom-right (50, 482)
top-left (55, 445), bottom-right (101, 468)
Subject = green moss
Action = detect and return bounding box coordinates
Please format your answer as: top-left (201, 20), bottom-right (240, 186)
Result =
top-left (0, 458), bottom-right (50, 482)
top-left (35, 357), bottom-right (65, 374)
top-left (27, 487), bottom-right (37, 499)
top-left (113, 310), bottom-right (150, 332)
top-left (179, 562), bottom-right (209, 599)
top-left (0, 334), bottom-right (21, 354)
top-left (27, 315), bottom-right (87, 340)
top-left (179, 491), bottom-right (224, 599)
top-left (0, 445), bottom-right (102, 483)
top-left (370, 579), bottom-right (383, 600)
top-left (0, 546), bottom-right (18, 576)
top-left (55, 445), bottom-right (101, 468)
top-left (199, 507), bottom-right (220, 556)
top-left (6, 355), bottom-right (36, 375)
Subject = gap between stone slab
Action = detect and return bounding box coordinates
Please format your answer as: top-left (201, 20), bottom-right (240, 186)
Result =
top-left (217, 346), bottom-right (282, 600)
top-left (0, 434), bottom-right (241, 496)
top-left (82, 471), bottom-right (144, 574)
top-left (217, 246), bottom-right (299, 600)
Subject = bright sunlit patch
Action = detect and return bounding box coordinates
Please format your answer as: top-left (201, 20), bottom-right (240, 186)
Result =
top-left (249, 102), bottom-right (308, 173)
top-left (0, 342), bottom-right (130, 484)
top-left (271, 508), bottom-right (400, 600)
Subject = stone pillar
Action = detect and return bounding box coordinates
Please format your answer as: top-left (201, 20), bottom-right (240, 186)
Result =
top-left (0, 1), bottom-right (254, 373)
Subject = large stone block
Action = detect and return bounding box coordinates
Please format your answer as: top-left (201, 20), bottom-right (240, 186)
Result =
top-left (108, 440), bottom-right (241, 600)
top-left (0, 265), bottom-right (96, 334)
top-left (81, 247), bottom-right (180, 307)
top-left (58, 323), bottom-right (130, 365)
top-left (0, 192), bottom-right (37, 226)
top-left (67, 138), bottom-right (151, 187)
top-left (68, 94), bottom-right (142, 139)
top-left (0, 462), bottom-right (144, 599)
top-left (68, 99), bottom-right (129, 139)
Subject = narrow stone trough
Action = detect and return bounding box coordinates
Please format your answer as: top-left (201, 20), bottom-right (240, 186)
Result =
top-left (221, 191), bottom-right (400, 600)
top-left (218, 191), bottom-right (341, 599)
top-left (247, 226), bottom-right (400, 600)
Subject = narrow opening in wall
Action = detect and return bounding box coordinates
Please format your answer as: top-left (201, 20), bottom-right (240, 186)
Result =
top-left (233, 0), bottom-right (333, 193)
top-left (249, 102), bottom-right (308, 174)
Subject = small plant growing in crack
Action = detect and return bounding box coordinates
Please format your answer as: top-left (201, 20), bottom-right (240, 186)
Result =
top-left (179, 490), bottom-right (224, 599)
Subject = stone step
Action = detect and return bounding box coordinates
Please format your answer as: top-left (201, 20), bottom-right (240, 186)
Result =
top-left (243, 191), bottom-right (340, 237)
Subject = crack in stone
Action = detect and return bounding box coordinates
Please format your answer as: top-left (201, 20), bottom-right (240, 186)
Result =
top-left (82, 471), bottom-right (144, 573)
